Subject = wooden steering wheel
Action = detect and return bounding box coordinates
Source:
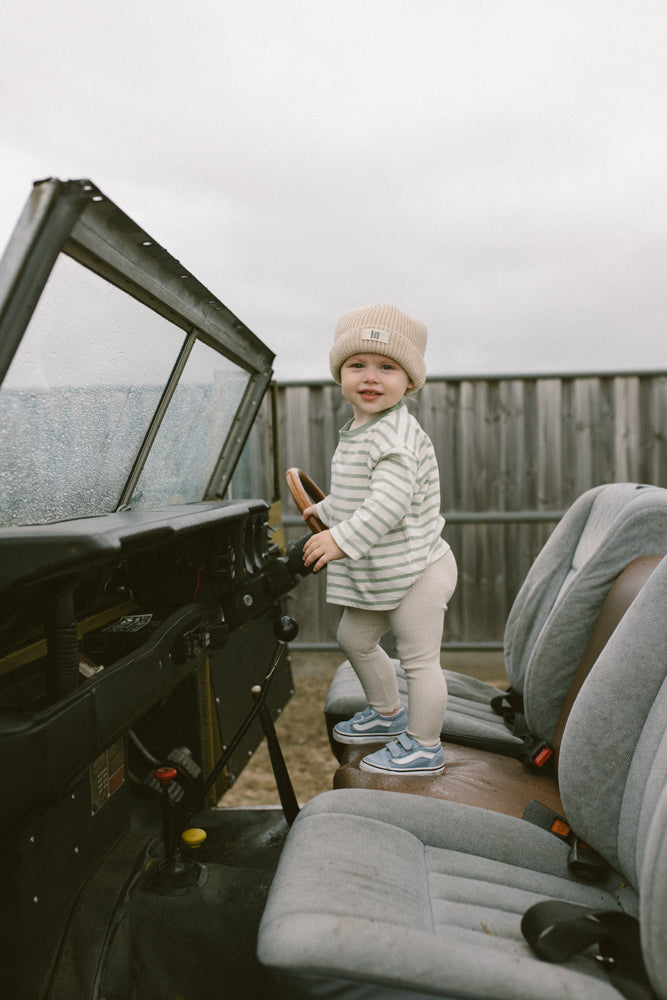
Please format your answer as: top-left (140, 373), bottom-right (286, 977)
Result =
top-left (286, 468), bottom-right (326, 533)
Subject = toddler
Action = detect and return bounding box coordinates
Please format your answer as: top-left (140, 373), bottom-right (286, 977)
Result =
top-left (302, 302), bottom-right (457, 775)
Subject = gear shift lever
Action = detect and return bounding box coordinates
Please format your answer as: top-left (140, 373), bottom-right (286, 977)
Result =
top-left (146, 766), bottom-right (208, 895)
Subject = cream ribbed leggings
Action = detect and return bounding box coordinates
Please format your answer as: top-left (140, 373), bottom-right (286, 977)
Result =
top-left (336, 549), bottom-right (458, 746)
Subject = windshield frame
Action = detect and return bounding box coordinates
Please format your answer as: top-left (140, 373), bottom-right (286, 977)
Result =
top-left (0, 178), bottom-right (275, 514)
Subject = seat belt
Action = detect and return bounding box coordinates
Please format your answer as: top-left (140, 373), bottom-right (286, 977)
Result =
top-left (490, 687), bottom-right (531, 737)
top-left (521, 900), bottom-right (656, 1000)
top-left (490, 687), bottom-right (524, 721)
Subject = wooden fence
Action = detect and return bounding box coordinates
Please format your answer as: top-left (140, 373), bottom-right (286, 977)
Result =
top-left (235, 371), bottom-right (666, 649)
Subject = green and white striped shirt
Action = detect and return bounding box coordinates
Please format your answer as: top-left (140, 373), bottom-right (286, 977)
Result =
top-left (315, 401), bottom-right (449, 610)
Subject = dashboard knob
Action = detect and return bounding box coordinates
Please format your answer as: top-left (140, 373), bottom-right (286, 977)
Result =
top-left (274, 616), bottom-right (299, 643)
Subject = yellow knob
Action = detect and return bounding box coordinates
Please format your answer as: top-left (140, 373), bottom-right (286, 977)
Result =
top-left (181, 827), bottom-right (207, 849)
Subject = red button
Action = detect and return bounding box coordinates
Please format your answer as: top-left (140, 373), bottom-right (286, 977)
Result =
top-left (154, 766), bottom-right (178, 785)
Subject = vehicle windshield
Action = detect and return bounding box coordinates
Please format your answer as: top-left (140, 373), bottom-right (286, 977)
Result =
top-left (0, 180), bottom-right (272, 528)
top-left (0, 254), bottom-right (251, 526)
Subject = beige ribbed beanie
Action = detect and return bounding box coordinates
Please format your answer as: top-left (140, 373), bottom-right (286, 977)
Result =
top-left (329, 302), bottom-right (427, 392)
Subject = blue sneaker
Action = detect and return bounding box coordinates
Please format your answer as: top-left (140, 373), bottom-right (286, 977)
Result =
top-left (359, 733), bottom-right (445, 775)
top-left (333, 706), bottom-right (408, 744)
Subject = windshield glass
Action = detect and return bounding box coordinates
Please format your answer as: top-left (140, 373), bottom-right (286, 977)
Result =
top-left (0, 252), bottom-right (250, 525)
top-left (131, 339), bottom-right (250, 508)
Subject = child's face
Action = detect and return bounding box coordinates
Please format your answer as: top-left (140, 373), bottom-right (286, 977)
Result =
top-left (340, 353), bottom-right (412, 426)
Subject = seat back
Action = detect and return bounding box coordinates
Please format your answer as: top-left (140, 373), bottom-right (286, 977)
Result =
top-left (557, 555), bottom-right (667, 995)
top-left (558, 553), bottom-right (667, 890)
top-left (504, 483), bottom-right (667, 743)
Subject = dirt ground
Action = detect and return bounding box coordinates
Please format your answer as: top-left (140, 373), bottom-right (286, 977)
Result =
top-left (221, 649), bottom-right (506, 808)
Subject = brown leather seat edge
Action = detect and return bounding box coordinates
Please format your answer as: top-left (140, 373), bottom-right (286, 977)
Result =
top-left (334, 740), bottom-right (565, 818)
top-left (333, 555), bottom-right (664, 820)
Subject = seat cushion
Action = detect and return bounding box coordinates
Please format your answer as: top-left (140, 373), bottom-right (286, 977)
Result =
top-left (258, 789), bottom-right (631, 1000)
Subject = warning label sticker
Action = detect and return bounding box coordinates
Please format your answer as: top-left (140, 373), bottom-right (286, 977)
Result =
top-left (90, 738), bottom-right (125, 815)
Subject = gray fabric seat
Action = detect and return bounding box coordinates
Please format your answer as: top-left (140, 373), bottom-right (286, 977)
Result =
top-left (257, 556), bottom-right (667, 999)
top-left (325, 482), bottom-right (667, 758)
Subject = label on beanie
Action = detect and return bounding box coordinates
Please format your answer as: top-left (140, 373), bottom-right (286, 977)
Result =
top-left (361, 327), bottom-right (390, 344)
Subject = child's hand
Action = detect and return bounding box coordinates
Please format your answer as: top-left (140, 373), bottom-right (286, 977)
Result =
top-left (302, 530), bottom-right (346, 572)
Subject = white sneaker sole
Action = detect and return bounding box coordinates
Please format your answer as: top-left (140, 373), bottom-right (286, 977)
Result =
top-left (333, 727), bottom-right (407, 745)
top-left (359, 759), bottom-right (445, 776)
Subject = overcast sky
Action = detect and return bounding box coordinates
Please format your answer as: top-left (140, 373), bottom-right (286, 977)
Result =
top-left (1, 1), bottom-right (665, 382)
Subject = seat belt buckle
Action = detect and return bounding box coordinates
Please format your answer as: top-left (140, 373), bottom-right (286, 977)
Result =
top-left (567, 839), bottom-right (609, 882)
top-left (523, 802), bottom-right (610, 885)
top-left (522, 800), bottom-right (572, 842)
top-left (524, 740), bottom-right (554, 771)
